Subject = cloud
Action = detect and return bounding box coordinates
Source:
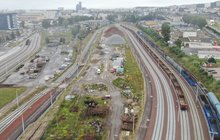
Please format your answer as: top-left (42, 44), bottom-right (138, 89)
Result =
top-left (0, 0), bottom-right (217, 10)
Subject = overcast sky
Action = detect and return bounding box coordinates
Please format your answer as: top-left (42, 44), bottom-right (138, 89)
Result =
top-left (0, 0), bottom-right (217, 10)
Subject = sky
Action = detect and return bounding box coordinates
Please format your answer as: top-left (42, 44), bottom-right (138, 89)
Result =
top-left (0, 0), bottom-right (217, 10)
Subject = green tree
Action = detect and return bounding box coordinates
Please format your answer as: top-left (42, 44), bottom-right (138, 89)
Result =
top-left (20, 21), bottom-right (25, 28)
top-left (71, 25), bottom-right (80, 37)
top-left (42, 19), bottom-right (51, 28)
top-left (0, 37), bottom-right (3, 44)
top-left (11, 32), bottom-right (15, 39)
top-left (60, 38), bottom-right (66, 44)
top-left (45, 37), bottom-right (50, 44)
top-left (58, 17), bottom-right (64, 26)
top-left (123, 14), bottom-right (137, 23)
top-left (161, 22), bottom-right (170, 43)
top-left (175, 39), bottom-right (182, 48)
top-left (182, 14), bottom-right (207, 29)
top-left (208, 57), bottom-right (216, 63)
top-left (16, 30), bottom-right (20, 36)
top-left (63, 19), bottom-right (69, 28)
top-left (107, 14), bottom-right (118, 22)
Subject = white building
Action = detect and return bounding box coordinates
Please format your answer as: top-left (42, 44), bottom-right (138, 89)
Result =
top-left (183, 31), bottom-right (197, 38)
top-left (198, 51), bottom-right (220, 59)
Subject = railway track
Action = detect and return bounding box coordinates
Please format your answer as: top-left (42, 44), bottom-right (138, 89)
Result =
top-left (120, 25), bottom-right (210, 140)
top-left (0, 29), bottom-right (102, 140)
top-left (0, 33), bottom-right (41, 82)
top-left (120, 25), bottom-right (178, 140)
top-left (136, 26), bottom-right (210, 140)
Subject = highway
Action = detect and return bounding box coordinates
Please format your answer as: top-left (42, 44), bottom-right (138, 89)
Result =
top-left (0, 29), bottom-right (101, 140)
top-left (120, 25), bottom-right (210, 140)
top-left (0, 32), bottom-right (41, 82)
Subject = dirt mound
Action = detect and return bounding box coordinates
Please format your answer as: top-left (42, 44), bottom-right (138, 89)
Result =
top-left (104, 27), bottom-right (124, 37)
top-left (104, 34), bottom-right (125, 45)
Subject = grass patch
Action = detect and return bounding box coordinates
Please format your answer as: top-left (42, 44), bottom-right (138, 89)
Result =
top-left (0, 87), bottom-right (26, 108)
top-left (213, 23), bottom-right (220, 30)
top-left (40, 30), bottom-right (49, 47)
top-left (83, 83), bottom-right (108, 91)
top-left (112, 45), bottom-right (144, 100)
top-left (113, 77), bottom-right (127, 89)
top-left (216, 60), bottom-right (220, 67)
top-left (42, 96), bottom-right (109, 140)
top-left (124, 48), bottom-right (144, 98)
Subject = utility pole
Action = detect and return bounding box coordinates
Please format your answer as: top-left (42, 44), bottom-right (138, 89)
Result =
top-left (16, 89), bottom-right (19, 107)
top-left (196, 84), bottom-right (199, 103)
top-left (21, 114), bottom-right (25, 133)
top-left (133, 114), bottom-right (135, 135)
top-left (50, 92), bottom-right (53, 105)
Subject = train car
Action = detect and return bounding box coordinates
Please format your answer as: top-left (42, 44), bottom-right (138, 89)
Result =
top-left (208, 92), bottom-right (219, 107)
top-left (181, 71), bottom-right (197, 86)
top-left (207, 92), bottom-right (220, 120)
top-left (165, 56), bottom-right (183, 73)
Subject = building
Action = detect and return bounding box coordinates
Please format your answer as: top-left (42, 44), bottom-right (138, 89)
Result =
top-left (76, 2), bottom-right (82, 12)
top-left (18, 13), bottom-right (44, 22)
top-left (183, 31), bottom-right (197, 38)
top-left (198, 51), bottom-right (220, 59)
top-left (196, 4), bottom-right (205, 8)
top-left (0, 13), bottom-right (18, 30)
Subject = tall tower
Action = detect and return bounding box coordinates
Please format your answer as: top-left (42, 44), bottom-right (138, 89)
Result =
top-left (76, 2), bottom-right (82, 12)
top-left (79, 2), bottom-right (82, 10)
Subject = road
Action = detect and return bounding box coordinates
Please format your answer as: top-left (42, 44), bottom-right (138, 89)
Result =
top-left (120, 25), bottom-right (210, 140)
top-left (0, 28), bottom-right (102, 140)
top-left (0, 32), bottom-right (41, 82)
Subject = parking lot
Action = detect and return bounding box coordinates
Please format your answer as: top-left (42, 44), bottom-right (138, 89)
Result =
top-left (4, 44), bottom-right (74, 87)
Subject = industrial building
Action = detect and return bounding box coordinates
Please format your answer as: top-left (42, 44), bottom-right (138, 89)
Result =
top-left (0, 13), bottom-right (18, 30)
top-left (198, 51), bottom-right (220, 59)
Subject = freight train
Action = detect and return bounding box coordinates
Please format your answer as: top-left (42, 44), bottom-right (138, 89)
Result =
top-left (123, 25), bottom-right (188, 110)
top-left (136, 27), bottom-right (220, 139)
top-left (137, 30), bottom-right (197, 86)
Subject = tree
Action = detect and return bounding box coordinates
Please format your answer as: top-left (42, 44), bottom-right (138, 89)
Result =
top-left (175, 39), bottom-right (182, 48)
top-left (58, 17), bottom-right (64, 26)
top-left (11, 32), bottom-right (15, 39)
top-left (63, 19), bottom-right (69, 28)
top-left (45, 37), bottom-right (50, 44)
top-left (71, 25), bottom-right (80, 37)
top-left (16, 30), bottom-right (20, 36)
top-left (107, 15), bottom-right (118, 22)
top-left (161, 22), bottom-right (170, 43)
top-left (0, 37), bottom-right (3, 44)
top-left (208, 57), bottom-right (216, 63)
top-left (20, 21), bottom-right (25, 28)
top-left (182, 14), bottom-right (207, 29)
top-left (60, 38), bottom-right (66, 44)
top-left (42, 19), bottom-right (51, 28)
top-left (124, 14), bottom-right (137, 23)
